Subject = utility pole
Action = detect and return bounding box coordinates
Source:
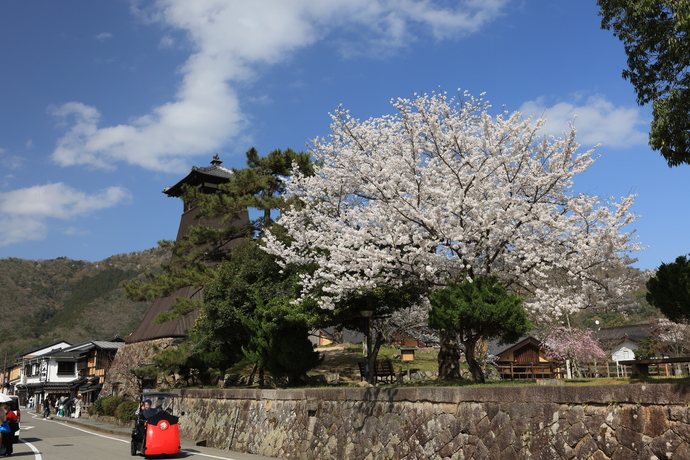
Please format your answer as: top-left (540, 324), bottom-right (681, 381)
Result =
top-left (2, 350), bottom-right (7, 392)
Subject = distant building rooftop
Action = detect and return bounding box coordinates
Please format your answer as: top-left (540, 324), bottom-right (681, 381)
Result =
top-left (162, 154), bottom-right (235, 197)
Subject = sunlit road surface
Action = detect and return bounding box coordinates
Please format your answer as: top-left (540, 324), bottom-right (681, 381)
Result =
top-left (18, 412), bottom-right (284, 460)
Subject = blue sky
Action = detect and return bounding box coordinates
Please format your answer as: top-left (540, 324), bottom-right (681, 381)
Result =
top-left (0, 0), bottom-right (687, 270)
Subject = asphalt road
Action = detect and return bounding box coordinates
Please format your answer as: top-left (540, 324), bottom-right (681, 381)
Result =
top-left (17, 412), bottom-right (283, 460)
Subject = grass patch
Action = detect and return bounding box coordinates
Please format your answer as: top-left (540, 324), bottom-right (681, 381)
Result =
top-left (308, 343), bottom-right (444, 383)
top-left (196, 343), bottom-right (690, 389)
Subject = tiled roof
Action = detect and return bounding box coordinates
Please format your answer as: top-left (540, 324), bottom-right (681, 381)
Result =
top-left (47, 351), bottom-right (79, 359)
top-left (90, 341), bottom-right (125, 349)
top-left (162, 154), bottom-right (235, 197)
top-left (487, 335), bottom-right (538, 357)
top-left (126, 285), bottom-right (202, 343)
top-left (592, 323), bottom-right (653, 342)
top-left (17, 341), bottom-right (71, 358)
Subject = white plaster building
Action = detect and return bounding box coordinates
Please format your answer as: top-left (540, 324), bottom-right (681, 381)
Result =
top-left (8, 339), bottom-right (124, 407)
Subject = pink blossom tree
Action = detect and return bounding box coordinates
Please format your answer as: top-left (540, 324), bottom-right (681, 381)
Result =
top-left (541, 327), bottom-right (607, 377)
top-left (263, 90), bottom-right (643, 377)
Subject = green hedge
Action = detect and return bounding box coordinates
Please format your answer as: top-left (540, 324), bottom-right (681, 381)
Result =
top-left (90, 396), bottom-right (139, 424)
top-left (91, 395), bottom-right (125, 417)
top-left (115, 400), bottom-right (139, 424)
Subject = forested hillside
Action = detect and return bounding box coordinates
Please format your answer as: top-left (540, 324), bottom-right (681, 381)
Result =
top-left (0, 242), bottom-right (660, 368)
top-left (0, 247), bottom-right (169, 359)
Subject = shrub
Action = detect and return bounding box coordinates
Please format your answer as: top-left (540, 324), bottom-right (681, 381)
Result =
top-left (115, 400), bottom-right (139, 424)
top-left (90, 397), bottom-right (105, 415)
top-left (102, 395), bottom-right (125, 416)
top-left (92, 395), bottom-right (125, 416)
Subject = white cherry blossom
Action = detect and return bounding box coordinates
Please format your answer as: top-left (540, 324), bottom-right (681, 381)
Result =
top-left (263, 91), bottom-right (643, 319)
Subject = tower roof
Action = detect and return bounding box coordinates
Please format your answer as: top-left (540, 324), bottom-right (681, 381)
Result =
top-left (163, 154), bottom-right (235, 197)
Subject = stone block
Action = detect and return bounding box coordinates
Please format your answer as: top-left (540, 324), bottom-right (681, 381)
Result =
top-left (564, 421), bottom-right (589, 447)
top-left (643, 405), bottom-right (670, 437)
top-left (620, 405), bottom-right (645, 432)
top-left (566, 405), bottom-right (585, 426)
top-left (610, 445), bottom-right (635, 460)
top-left (649, 428), bottom-right (682, 459)
top-left (573, 434), bottom-right (598, 459)
top-left (615, 426), bottom-right (645, 452)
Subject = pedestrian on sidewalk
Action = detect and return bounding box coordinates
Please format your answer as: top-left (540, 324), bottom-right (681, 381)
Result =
top-left (42, 397), bottom-right (51, 419)
top-left (2, 403), bottom-right (16, 456)
top-left (74, 395), bottom-right (83, 418)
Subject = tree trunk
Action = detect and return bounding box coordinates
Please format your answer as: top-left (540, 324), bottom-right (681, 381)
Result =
top-left (247, 364), bottom-right (258, 386)
top-left (263, 209), bottom-right (272, 230)
top-left (362, 325), bottom-right (382, 384)
top-left (437, 331), bottom-right (462, 380)
top-left (333, 326), bottom-right (344, 344)
top-left (371, 329), bottom-right (384, 368)
top-left (462, 337), bottom-right (485, 383)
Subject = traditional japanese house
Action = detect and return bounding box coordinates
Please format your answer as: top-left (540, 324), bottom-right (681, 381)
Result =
top-left (489, 335), bottom-right (558, 379)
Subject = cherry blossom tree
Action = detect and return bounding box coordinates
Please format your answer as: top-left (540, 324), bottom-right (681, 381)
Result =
top-left (651, 318), bottom-right (690, 357)
top-left (541, 326), bottom-right (608, 378)
top-left (263, 90), bottom-right (643, 376)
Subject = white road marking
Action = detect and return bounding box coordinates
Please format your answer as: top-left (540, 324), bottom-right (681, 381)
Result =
top-left (30, 412), bottom-right (245, 459)
top-left (55, 421), bottom-right (129, 443)
top-left (180, 450), bottom-right (248, 459)
top-left (19, 439), bottom-right (42, 460)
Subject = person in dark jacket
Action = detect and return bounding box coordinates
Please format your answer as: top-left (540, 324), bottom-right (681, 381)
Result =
top-left (42, 397), bottom-right (51, 419)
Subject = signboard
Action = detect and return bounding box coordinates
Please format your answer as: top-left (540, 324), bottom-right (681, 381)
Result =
top-left (400, 347), bottom-right (416, 362)
top-left (39, 360), bottom-right (48, 382)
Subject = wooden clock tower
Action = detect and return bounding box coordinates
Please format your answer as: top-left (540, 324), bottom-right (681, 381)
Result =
top-left (126, 154), bottom-right (248, 344)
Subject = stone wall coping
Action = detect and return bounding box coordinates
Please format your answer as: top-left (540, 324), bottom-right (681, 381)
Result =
top-left (175, 383), bottom-right (690, 405)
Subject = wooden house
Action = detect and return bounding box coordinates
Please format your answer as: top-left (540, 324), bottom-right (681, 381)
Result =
top-left (489, 335), bottom-right (559, 379)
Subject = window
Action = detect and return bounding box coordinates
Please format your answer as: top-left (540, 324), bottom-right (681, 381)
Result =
top-left (56, 361), bottom-right (75, 376)
top-left (24, 363), bottom-right (40, 377)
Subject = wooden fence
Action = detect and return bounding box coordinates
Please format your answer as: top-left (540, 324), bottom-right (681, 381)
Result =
top-left (494, 361), bottom-right (652, 380)
top-left (495, 363), bottom-right (564, 380)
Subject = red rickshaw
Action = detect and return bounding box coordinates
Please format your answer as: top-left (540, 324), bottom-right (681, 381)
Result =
top-left (130, 392), bottom-right (184, 457)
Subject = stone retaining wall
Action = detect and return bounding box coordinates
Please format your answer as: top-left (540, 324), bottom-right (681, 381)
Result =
top-left (102, 339), bottom-right (176, 397)
top-left (173, 384), bottom-right (690, 459)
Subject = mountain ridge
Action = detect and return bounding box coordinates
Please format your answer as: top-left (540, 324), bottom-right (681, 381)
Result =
top-left (0, 247), bottom-right (169, 360)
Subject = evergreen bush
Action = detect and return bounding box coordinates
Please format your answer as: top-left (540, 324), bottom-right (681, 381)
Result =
top-left (92, 395), bottom-right (125, 416)
top-left (115, 400), bottom-right (139, 424)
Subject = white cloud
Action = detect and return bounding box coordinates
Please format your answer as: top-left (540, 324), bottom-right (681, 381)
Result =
top-left (0, 183), bottom-right (131, 246)
top-left (0, 148), bottom-right (22, 171)
top-left (519, 94), bottom-right (649, 148)
top-left (95, 32), bottom-right (113, 40)
top-left (51, 0), bottom-right (509, 173)
top-left (63, 226), bottom-right (89, 236)
top-left (158, 35), bottom-right (174, 48)
top-left (0, 215), bottom-right (47, 247)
